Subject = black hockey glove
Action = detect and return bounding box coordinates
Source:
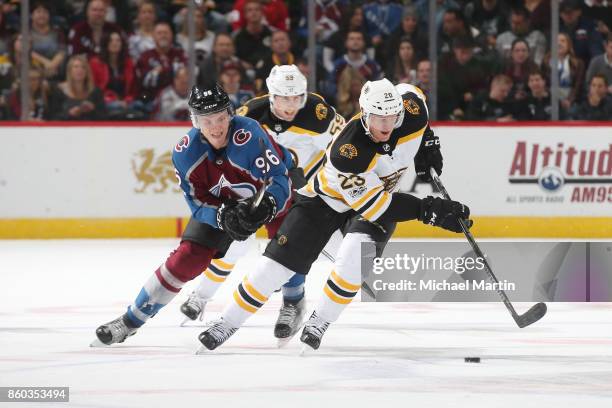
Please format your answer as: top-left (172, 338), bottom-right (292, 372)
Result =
top-left (236, 192), bottom-right (277, 232)
top-left (414, 128), bottom-right (443, 182)
top-left (217, 200), bottom-right (253, 241)
top-left (288, 166), bottom-right (308, 190)
top-left (419, 196), bottom-right (473, 233)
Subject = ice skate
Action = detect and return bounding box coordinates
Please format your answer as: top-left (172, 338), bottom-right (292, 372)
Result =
top-left (91, 314), bottom-right (138, 347)
top-left (196, 319), bottom-right (237, 353)
top-left (179, 292), bottom-right (208, 326)
top-left (274, 298), bottom-right (306, 347)
top-left (299, 311), bottom-right (330, 353)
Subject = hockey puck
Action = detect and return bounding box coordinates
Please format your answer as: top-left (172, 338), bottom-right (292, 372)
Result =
top-left (464, 357), bottom-right (481, 363)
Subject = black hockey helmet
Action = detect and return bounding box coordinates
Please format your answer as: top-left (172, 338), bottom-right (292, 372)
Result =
top-left (188, 83), bottom-right (233, 116)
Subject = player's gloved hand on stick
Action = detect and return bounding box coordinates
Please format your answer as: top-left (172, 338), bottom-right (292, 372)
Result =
top-left (217, 200), bottom-right (253, 241)
top-left (414, 128), bottom-right (442, 182)
top-left (419, 196), bottom-right (473, 233)
top-left (237, 192), bottom-right (277, 231)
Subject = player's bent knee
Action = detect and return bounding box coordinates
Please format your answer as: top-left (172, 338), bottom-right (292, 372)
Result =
top-left (165, 240), bottom-right (216, 282)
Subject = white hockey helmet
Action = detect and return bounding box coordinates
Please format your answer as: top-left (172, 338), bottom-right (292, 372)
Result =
top-left (358, 78), bottom-right (404, 134)
top-left (266, 64), bottom-right (308, 110)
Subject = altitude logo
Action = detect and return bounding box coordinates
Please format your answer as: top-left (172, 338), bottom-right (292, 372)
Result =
top-left (508, 142), bottom-right (612, 203)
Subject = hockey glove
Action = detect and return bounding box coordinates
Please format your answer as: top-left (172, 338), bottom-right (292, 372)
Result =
top-left (288, 166), bottom-right (308, 190)
top-left (217, 200), bottom-right (253, 241)
top-left (419, 196), bottom-right (473, 233)
top-left (414, 128), bottom-right (443, 182)
top-left (236, 192), bottom-right (277, 232)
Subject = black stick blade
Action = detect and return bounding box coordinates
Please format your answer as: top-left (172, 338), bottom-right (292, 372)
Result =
top-left (517, 302), bottom-right (547, 328)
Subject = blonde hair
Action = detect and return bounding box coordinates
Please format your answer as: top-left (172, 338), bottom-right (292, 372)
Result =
top-left (337, 66), bottom-right (366, 118)
top-left (65, 55), bottom-right (94, 97)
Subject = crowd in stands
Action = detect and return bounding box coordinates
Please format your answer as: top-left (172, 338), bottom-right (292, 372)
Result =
top-left (0, 0), bottom-right (610, 121)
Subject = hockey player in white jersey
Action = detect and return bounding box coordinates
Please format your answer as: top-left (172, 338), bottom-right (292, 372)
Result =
top-left (180, 65), bottom-right (345, 342)
top-left (197, 78), bottom-right (473, 351)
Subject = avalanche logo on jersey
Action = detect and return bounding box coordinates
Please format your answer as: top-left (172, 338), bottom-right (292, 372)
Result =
top-left (209, 174), bottom-right (257, 199)
top-left (233, 129), bottom-right (252, 146)
top-left (175, 135), bottom-right (190, 152)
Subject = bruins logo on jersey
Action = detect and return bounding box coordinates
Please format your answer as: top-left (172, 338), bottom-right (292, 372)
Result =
top-left (315, 103), bottom-right (328, 120)
top-left (380, 167), bottom-right (408, 191)
top-left (404, 99), bottom-right (420, 115)
top-left (339, 143), bottom-right (358, 159)
top-left (236, 105), bottom-right (249, 116)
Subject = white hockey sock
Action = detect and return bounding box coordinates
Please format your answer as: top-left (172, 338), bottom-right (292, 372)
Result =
top-left (316, 233), bottom-right (371, 323)
top-left (222, 256), bottom-right (295, 328)
top-left (194, 258), bottom-right (235, 300)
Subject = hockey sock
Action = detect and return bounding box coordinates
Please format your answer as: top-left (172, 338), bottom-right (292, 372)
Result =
top-left (281, 273), bottom-right (305, 303)
top-left (126, 264), bottom-right (187, 327)
top-left (222, 256), bottom-right (295, 327)
top-left (194, 258), bottom-right (234, 299)
top-left (316, 233), bottom-right (370, 323)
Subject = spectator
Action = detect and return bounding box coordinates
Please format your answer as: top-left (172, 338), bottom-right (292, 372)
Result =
top-left (467, 74), bottom-right (515, 121)
top-left (583, 0), bottom-right (612, 37)
top-left (336, 65), bottom-right (366, 119)
top-left (542, 32), bottom-right (585, 112)
top-left (323, 5), bottom-right (374, 74)
top-left (438, 36), bottom-right (493, 120)
top-left (560, 0), bottom-right (604, 67)
top-left (173, 1), bottom-right (230, 34)
top-left (48, 54), bottom-right (106, 120)
top-left (89, 30), bottom-right (136, 118)
top-left (128, 0), bottom-right (156, 61)
top-left (414, 59), bottom-right (432, 102)
top-left (327, 30), bottom-right (382, 102)
top-left (464, 0), bottom-right (510, 41)
top-left (585, 33), bottom-right (612, 94)
top-left (196, 33), bottom-right (245, 89)
top-left (439, 9), bottom-right (478, 55)
top-left (362, 0), bottom-right (404, 50)
top-left (496, 7), bottom-right (547, 65)
top-left (569, 74), bottom-right (612, 120)
top-left (176, 7), bottom-right (215, 64)
top-left (155, 66), bottom-right (190, 121)
top-left (386, 6), bottom-right (428, 65)
top-left (218, 60), bottom-right (255, 109)
top-left (6, 67), bottom-right (50, 120)
top-left (414, 0), bottom-right (461, 31)
top-left (296, 0), bottom-right (347, 46)
top-left (68, 0), bottom-right (124, 57)
top-left (233, 1), bottom-right (273, 68)
top-left (255, 30), bottom-right (295, 92)
top-left (30, 2), bottom-right (67, 80)
top-left (516, 69), bottom-right (554, 121)
top-left (386, 37), bottom-right (418, 85)
top-left (134, 22), bottom-right (186, 107)
top-left (500, 39), bottom-right (539, 101)
top-left (230, 0), bottom-right (289, 32)
top-left (524, 0), bottom-right (551, 33)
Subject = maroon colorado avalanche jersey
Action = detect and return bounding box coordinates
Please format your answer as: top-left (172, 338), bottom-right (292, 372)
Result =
top-left (135, 47), bottom-right (187, 101)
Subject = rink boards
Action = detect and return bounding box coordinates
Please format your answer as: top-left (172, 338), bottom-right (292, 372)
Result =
top-left (0, 122), bottom-right (611, 238)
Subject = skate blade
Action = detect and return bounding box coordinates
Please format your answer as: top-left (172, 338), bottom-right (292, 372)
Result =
top-left (276, 335), bottom-right (294, 348)
top-left (89, 338), bottom-right (110, 348)
top-left (299, 343), bottom-right (316, 356)
top-left (180, 317), bottom-right (194, 327)
top-left (195, 345), bottom-right (211, 355)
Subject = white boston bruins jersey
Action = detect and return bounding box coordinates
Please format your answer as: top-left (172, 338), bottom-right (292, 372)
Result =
top-left (300, 86), bottom-right (430, 222)
top-left (236, 93), bottom-right (345, 179)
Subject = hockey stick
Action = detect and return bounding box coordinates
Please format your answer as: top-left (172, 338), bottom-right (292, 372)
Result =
top-left (429, 167), bottom-right (547, 328)
top-left (250, 138), bottom-right (271, 212)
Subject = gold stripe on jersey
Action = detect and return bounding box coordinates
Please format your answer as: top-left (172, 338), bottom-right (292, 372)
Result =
top-left (366, 153), bottom-right (381, 172)
top-left (397, 124), bottom-right (427, 146)
top-left (362, 191), bottom-right (392, 221)
top-left (352, 185), bottom-right (384, 211)
top-left (286, 125), bottom-right (319, 136)
top-left (303, 150), bottom-right (326, 177)
top-left (317, 170), bottom-right (344, 200)
top-left (213, 258), bottom-right (233, 270)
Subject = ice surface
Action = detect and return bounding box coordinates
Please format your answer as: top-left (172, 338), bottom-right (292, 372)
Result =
top-left (1, 239), bottom-right (611, 408)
